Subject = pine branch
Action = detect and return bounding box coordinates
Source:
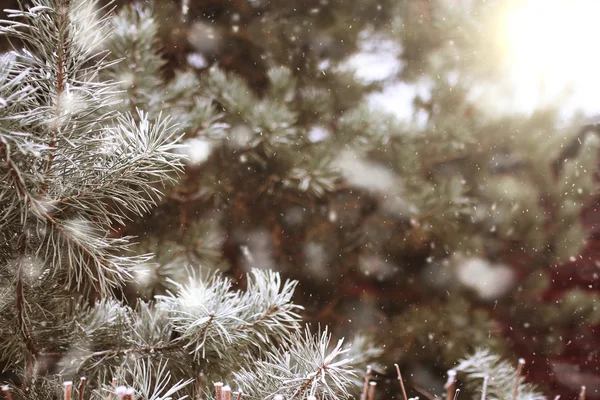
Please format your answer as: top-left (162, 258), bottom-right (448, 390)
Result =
top-left (234, 327), bottom-right (357, 400)
top-left (0, 0), bottom-right (187, 378)
top-left (43, 299), bottom-right (288, 367)
top-left (455, 349), bottom-right (546, 400)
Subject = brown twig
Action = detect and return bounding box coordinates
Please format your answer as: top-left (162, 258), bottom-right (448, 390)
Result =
top-left (410, 381), bottom-right (437, 400)
top-left (64, 381), bottom-right (73, 400)
top-left (214, 382), bottom-right (224, 400)
top-left (196, 372), bottom-right (205, 400)
top-left (290, 365), bottom-right (326, 400)
top-left (367, 382), bottom-right (376, 400)
top-left (223, 385), bottom-right (232, 400)
top-left (512, 359), bottom-right (525, 400)
top-left (78, 377), bottom-right (86, 400)
top-left (361, 365), bottom-right (372, 400)
top-left (453, 389), bottom-right (461, 400)
top-left (2, 386), bottom-right (13, 400)
top-left (445, 370), bottom-right (457, 400)
top-left (395, 363), bottom-right (408, 400)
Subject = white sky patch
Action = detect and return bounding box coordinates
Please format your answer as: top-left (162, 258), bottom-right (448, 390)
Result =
top-left (341, 30), bottom-right (402, 83)
top-left (470, 72), bottom-right (600, 120)
top-left (341, 29), bottom-right (428, 125)
top-left (500, 0), bottom-right (600, 116)
top-left (474, 0), bottom-right (600, 118)
top-left (347, 7), bottom-right (600, 124)
top-left (562, 85), bottom-right (600, 119)
top-left (345, 49), bottom-right (400, 83)
top-left (367, 80), bottom-right (433, 125)
top-left (370, 68), bottom-right (599, 123)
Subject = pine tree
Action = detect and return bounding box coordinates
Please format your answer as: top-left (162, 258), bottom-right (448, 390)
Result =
top-left (98, 1), bottom-right (599, 398)
top-left (2, 0), bottom-right (600, 399)
top-left (0, 1), bottom-right (376, 399)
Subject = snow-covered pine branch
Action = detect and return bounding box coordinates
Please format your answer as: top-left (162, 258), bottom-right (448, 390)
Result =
top-left (233, 327), bottom-right (357, 400)
top-left (0, 0), bottom-right (182, 380)
top-left (0, 0), bottom-right (184, 298)
top-left (55, 269), bottom-right (301, 377)
top-left (455, 349), bottom-right (546, 400)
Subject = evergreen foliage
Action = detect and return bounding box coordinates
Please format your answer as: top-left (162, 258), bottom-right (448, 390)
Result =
top-left (0, 1), bottom-right (378, 398)
top-left (1, 0), bottom-right (599, 399)
top-left (456, 349), bottom-right (546, 400)
top-left (105, 7), bottom-right (599, 398)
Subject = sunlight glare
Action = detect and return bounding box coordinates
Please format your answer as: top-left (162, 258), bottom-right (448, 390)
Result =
top-left (503, 0), bottom-right (600, 104)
